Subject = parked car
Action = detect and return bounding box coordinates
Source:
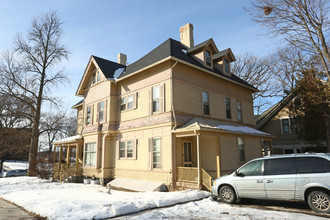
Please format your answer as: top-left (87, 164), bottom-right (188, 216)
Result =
top-left (212, 153), bottom-right (330, 213)
top-left (1, 169), bottom-right (28, 177)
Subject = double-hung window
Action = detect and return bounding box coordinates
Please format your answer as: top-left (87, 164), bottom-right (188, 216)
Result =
top-left (205, 50), bottom-right (211, 66)
top-left (237, 137), bottom-right (245, 162)
top-left (225, 97), bottom-right (231, 119)
top-left (118, 140), bottom-right (136, 159)
top-left (127, 94), bottom-right (134, 110)
top-left (202, 91), bottom-right (210, 115)
top-left (86, 106), bottom-right (91, 125)
top-left (120, 97), bottom-right (126, 111)
top-left (281, 118), bottom-right (297, 134)
top-left (224, 59), bottom-right (230, 74)
top-left (236, 101), bottom-right (242, 122)
top-left (153, 138), bottom-right (161, 169)
top-left (98, 101), bottom-right (105, 122)
top-left (84, 142), bottom-right (96, 166)
top-left (152, 86), bottom-right (160, 112)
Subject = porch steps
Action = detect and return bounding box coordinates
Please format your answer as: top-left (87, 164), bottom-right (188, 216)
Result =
top-left (175, 181), bottom-right (200, 191)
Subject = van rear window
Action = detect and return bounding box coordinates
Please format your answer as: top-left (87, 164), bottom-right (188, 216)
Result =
top-left (296, 157), bottom-right (330, 173)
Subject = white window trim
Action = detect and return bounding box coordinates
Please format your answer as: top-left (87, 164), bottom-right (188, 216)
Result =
top-left (236, 100), bottom-right (243, 122)
top-left (280, 117), bottom-right (296, 134)
top-left (119, 92), bottom-right (137, 112)
top-left (118, 139), bottom-right (137, 160)
top-left (202, 90), bottom-right (210, 116)
top-left (237, 137), bottom-right (245, 163)
top-left (84, 142), bottom-right (96, 167)
top-left (225, 97), bottom-right (232, 120)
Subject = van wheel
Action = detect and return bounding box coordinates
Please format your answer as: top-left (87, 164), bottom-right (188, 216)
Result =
top-left (307, 190), bottom-right (330, 214)
top-left (219, 185), bottom-right (236, 204)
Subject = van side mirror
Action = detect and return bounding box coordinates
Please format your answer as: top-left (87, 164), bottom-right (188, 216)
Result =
top-left (235, 170), bottom-right (244, 177)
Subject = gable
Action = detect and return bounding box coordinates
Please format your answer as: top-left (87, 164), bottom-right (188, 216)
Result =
top-left (76, 56), bottom-right (126, 96)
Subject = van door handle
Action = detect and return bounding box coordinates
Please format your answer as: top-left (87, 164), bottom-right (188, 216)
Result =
top-left (266, 180), bottom-right (273, 183)
top-left (257, 180), bottom-right (263, 183)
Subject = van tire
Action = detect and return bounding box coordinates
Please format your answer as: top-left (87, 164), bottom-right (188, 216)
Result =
top-left (219, 185), bottom-right (236, 204)
top-left (307, 190), bottom-right (330, 214)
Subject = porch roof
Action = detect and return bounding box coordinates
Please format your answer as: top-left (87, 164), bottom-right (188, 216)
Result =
top-left (173, 117), bottom-right (271, 137)
top-left (53, 135), bottom-right (83, 145)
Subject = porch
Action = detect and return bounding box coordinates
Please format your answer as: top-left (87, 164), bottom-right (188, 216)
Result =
top-left (173, 117), bottom-right (272, 191)
top-left (52, 135), bottom-right (83, 182)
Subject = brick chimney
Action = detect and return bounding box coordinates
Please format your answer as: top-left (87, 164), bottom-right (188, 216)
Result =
top-left (180, 23), bottom-right (194, 48)
top-left (117, 53), bottom-right (127, 65)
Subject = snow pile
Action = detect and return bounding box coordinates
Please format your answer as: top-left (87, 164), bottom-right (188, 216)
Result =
top-left (0, 177), bottom-right (209, 219)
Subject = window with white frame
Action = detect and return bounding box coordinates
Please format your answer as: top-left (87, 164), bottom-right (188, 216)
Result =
top-left (86, 106), bottom-right (91, 125)
top-left (281, 118), bottom-right (297, 134)
top-left (224, 59), bottom-right (230, 73)
top-left (225, 97), bottom-right (231, 119)
top-left (120, 97), bottom-right (126, 111)
top-left (98, 101), bottom-right (105, 122)
top-left (152, 86), bottom-right (160, 112)
top-left (92, 72), bottom-right (96, 84)
top-left (236, 100), bottom-right (242, 122)
top-left (96, 70), bottom-right (101, 82)
top-left (205, 50), bottom-right (211, 66)
top-left (127, 94), bottom-right (134, 110)
top-left (202, 91), bottom-right (210, 115)
top-left (84, 142), bottom-right (96, 166)
top-left (237, 137), bottom-right (245, 162)
top-left (153, 138), bottom-right (161, 169)
top-left (118, 140), bottom-right (136, 159)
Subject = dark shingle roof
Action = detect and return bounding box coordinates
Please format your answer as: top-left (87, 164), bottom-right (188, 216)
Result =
top-left (72, 99), bottom-right (83, 109)
top-left (95, 38), bottom-right (256, 90)
top-left (187, 38), bottom-right (213, 54)
top-left (92, 55), bottom-right (126, 79)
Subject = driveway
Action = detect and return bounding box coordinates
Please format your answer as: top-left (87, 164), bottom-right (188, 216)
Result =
top-left (0, 199), bottom-right (39, 220)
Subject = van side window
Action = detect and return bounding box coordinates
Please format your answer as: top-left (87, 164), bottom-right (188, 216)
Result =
top-left (238, 160), bottom-right (262, 176)
top-left (296, 157), bottom-right (330, 173)
top-left (264, 158), bottom-right (296, 175)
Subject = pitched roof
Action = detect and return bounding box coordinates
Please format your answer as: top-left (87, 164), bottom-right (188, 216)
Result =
top-left (213, 48), bottom-right (236, 62)
top-left (256, 93), bottom-right (295, 129)
top-left (92, 55), bottom-right (126, 79)
top-left (174, 117), bottom-right (271, 137)
top-left (187, 38), bottom-right (216, 54)
top-left (118, 38), bottom-right (256, 90)
top-left (72, 100), bottom-right (83, 109)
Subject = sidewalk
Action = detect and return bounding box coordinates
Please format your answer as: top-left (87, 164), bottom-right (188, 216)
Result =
top-left (0, 199), bottom-right (38, 220)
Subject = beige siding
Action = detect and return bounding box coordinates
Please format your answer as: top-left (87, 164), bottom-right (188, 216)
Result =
top-left (172, 63), bottom-right (255, 125)
top-left (201, 135), bottom-right (217, 171)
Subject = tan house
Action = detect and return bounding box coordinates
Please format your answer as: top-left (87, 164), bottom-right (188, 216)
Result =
top-left (256, 93), bottom-right (327, 154)
top-left (53, 23), bottom-right (272, 190)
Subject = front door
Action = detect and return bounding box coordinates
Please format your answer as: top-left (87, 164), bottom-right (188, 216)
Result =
top-left (183, 141), bottom-right (193, 167)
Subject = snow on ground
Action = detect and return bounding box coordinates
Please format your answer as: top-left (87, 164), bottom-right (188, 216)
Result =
top-left (0, 177), bottom-right (327, 220)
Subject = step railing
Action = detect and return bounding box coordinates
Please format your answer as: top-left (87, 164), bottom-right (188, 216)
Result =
top-left (176, 167), bottom-right (213, 191)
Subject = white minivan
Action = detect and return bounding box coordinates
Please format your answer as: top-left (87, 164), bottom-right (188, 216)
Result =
top-left (211, 153), bottom-right (330, 213)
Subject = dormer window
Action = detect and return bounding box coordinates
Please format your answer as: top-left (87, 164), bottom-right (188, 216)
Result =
top-left (224, 59), bottom-right (230, 74)
top-left (205, 50), bottom-right (211, 66)
top-left (91, 71), bottom-right (101, 85)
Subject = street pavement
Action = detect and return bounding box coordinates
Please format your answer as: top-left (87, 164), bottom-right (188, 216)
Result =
top-left (0, 199), bottom-right (38, 220)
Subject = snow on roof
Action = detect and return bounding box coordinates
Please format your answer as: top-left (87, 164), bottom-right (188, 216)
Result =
top-left (217, 124), bottom-right (269, 135)
top-left (53, 135), bottom-right (82, 144)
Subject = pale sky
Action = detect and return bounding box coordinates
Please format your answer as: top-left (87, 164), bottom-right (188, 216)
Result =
top-left (0, 0), bottom-right (282, 112)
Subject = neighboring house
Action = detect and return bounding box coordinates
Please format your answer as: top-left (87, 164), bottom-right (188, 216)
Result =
top-left (256, 93), bottom-right (327, 154)
top-left (53, 23), bottom-right (271, 190)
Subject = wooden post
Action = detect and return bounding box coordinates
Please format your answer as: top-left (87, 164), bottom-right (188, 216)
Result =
top-left (67, 146), bottom-right (70, 164)
top-left (59, 145), bottom-right (63, 182)
top-left (196, 132), bottom-right (201, 188)
top-left (216, 136), bottom-right (221, 178)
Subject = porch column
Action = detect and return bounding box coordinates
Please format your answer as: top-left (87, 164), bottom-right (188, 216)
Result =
top-left (59, 145), bottom-right (63, 182)
top-left (196, 132), bottom-right (201, 188)
top-left (67, 146), bottom-right (71, 164)
top-left (216, 136), bottom-right (221, 178)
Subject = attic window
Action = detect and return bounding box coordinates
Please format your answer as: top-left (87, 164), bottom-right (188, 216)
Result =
top-left (205, 50), bottom-right (211, 66)
top-left (224, 59), bottom-right (230, 74)
top-left (92, 71), bottom-right (101, 85)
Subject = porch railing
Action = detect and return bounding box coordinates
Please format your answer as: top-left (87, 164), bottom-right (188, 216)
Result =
top-left (176, 167), bottom-right (213, 191)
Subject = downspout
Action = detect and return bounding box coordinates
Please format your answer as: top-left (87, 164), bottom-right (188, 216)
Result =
top-left (170, 60), bottom-right (178, 190)
top-left (170, 61), bottom-right (178, 130)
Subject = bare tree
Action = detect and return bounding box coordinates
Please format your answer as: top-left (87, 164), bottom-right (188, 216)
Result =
top-left (0, 10), bottom-right (69, 176)
top-left (39, 111), bottom-right (77, 156)
top-left (232, 53), bottom-right (281, 114)
top-left (249, 0), bottom-right (330, 81)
